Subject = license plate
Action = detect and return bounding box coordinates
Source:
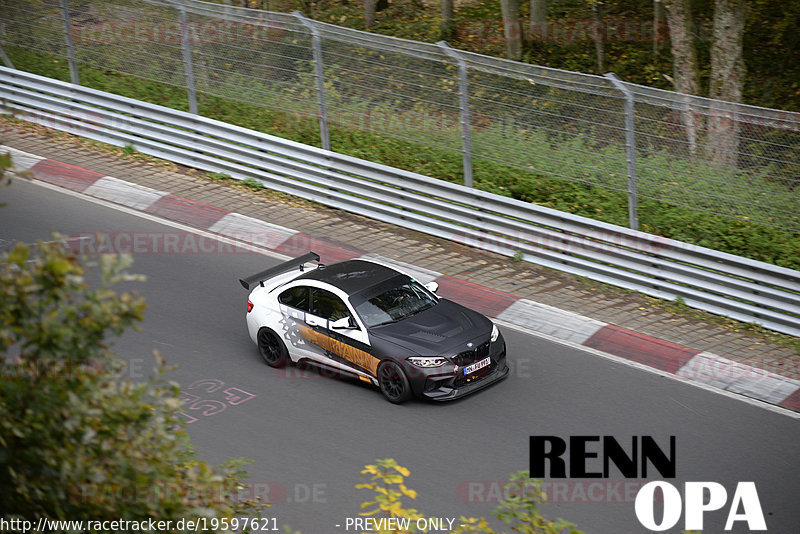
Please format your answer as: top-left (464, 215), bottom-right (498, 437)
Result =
top-left (463, 357), bottom-right (490, 375)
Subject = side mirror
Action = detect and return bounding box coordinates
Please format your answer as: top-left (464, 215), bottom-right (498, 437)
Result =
top-left (331, 317), bottom-right (357, 330)
top-left (424, 281), bottom-right (439, 294)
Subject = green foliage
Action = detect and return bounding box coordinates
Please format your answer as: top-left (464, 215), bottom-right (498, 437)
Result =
top-left (295, 0), bottom-right (800, 112)
top-left (356, 459), bottom-right (424, 529)
top-left (0, 238), bottom-right (264, 525)
top-left (122, 143), bottom-right (136, 157)
top-left (208, 171), bottom-right (233, 182)
top-left (357, 461), bottom-right (584, 534)
top-left (241, 177), bottom-right (266, 190)
top-left (668, 295), bottom-right (688, 314)
top-left (743, 0), bottom-right (800, 111)
top-left (455, 472), bottom-right (581, 534)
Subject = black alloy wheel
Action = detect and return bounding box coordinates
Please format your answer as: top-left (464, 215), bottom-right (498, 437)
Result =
top-left (257, 328), bottom-right (288, 368)
top-left (378, 360), bottom-right (412, 404)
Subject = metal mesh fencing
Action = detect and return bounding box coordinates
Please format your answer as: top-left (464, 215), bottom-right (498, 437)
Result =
top-left (1, 0), bottom-right (798, 234)
top-left (0, 1), bottom-right (66, 67)
top-left (313, 20), bottom-right (461, 156)
top-left (460, 53), bottom-right (630, 196)
top-left (184, 6), bottom-right (318, 119)
top-left (628, 85), bottom-right (799, 231)
top-left (77, 1), bottom-right (186, 89)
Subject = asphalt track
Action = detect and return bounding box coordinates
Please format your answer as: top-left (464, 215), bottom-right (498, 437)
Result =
top-left (3, 178), bottom-right (800, 534)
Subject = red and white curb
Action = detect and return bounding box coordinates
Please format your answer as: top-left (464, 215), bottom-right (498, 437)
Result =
top-left (4, 145), bottom-right (800, 413)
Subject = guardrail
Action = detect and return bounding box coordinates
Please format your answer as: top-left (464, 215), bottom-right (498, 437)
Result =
top-left (2, 67), bottom-right (799, 337)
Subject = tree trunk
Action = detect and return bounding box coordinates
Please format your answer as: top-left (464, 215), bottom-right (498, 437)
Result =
top-left (364, 0), bottom-right (376, 29)
top-left (662, 0), bottom-right (701, 155)
top-left (441, 0), bottom-right (455, 40)
top-left (500, 0), bottom-right (522, 60)
top-left (530, 0), bottom-right (546, 40)
top-left (653, 0), bottom-right (665, 56)
top-left (707, 0), bottom-right (746, 167)
top-left (591, 1), bottom-right (605, 73)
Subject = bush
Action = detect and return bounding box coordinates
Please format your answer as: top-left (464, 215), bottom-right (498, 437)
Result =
top-left (356, 459), bottom-right (583, 534)
top-left (0, 236), bottom-right (264, 525)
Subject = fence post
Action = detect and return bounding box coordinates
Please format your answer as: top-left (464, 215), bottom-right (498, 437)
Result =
top-left (605, 72), bottom-right (639, 231)
top-left (177, 2), bottom-right (198, 114)
top-left (0, 47), bottom-right (14, 69)
top-left (437, 41), bottom-right (473, 188)
top-left (0, 20), bottom-right (14, 69)
top-left (293, 12), bottom-right (331, 151)
top-left (58, 0), bottom-right (80, 85)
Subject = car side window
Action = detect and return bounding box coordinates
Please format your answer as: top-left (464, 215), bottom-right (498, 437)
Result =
top-left (278, 285), bottom-right (309, 312)
top-left (310, 288), bottom-right (350, 322)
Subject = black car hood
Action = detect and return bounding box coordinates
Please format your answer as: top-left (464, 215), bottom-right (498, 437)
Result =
top-left (367, 298), bottom-right (492, 356)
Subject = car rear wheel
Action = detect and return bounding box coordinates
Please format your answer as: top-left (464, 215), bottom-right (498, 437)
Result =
top-left (257, 328), bottom-right (288, 368)
top-left (377, 361), bottom-right (412, 404)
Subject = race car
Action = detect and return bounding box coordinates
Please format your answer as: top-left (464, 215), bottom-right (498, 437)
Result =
top-left (241, 252), bottom-right (509, 403)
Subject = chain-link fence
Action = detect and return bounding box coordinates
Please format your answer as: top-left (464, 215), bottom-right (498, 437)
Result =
top-left (1, 0), bottom-right (798, 234)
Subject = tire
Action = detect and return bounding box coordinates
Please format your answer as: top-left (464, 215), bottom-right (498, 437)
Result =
top-left (257, 327), bottom-right (288, 368)
top-left (377, 360), bottom-right (412, 404)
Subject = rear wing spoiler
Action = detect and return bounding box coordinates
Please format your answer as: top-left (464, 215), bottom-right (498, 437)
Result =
top-left (239, 252), bottom-right (320, 290)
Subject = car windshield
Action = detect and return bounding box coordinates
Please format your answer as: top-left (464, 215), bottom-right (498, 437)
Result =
top-left (354, 278), bottom-right (437, 327)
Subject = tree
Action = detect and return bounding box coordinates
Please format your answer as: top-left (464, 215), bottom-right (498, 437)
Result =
top-left (0, 237), bottom-right (264, 525)
top-left (441, 0), bottom-right (455, 40)
top-left (529, 0), bottom-right (546, 40)
top-left (364, 0), bottom-right (376, 29)
top-left (710, 0), bottom-right (747, 104)
top-left (662, 0), bottom-right (701, 155)
top-left (363, 0), bottom-right (390, 29)
top-left (500, 0), bottom-right (523, 60)
top-left (661, 0), bottom-right (748, 164)
top-left (707, 0), bottom-right (747, 166)
top-left (653, 0), bottom-right (666, 56)
top-left (590, 0), bottom-right (605, 74)
top-left (657, 0), bottom-right (699, 91)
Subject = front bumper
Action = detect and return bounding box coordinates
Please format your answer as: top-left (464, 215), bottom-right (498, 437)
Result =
top-left (404, 335), bottom-right (509, 401)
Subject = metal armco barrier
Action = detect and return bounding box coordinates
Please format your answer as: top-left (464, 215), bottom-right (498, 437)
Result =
top-left (2, 67), bottom-right (799, 337)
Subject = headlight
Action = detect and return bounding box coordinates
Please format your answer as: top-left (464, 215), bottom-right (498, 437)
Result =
top-left (491, 324), bottom-right (500, 343)
top-left (407, 356), bottom-right (448, 368)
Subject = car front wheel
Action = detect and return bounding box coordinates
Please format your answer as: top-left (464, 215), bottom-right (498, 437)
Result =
top-left (377, 361), bottom-right (412, 404)
top-left (257, 327), bottom-right (288, 368)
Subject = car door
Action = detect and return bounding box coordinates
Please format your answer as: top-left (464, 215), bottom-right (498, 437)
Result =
top-left (276, 284), bottom-right (319, 362)
top-left (303, 287), bottom-right (379, 378)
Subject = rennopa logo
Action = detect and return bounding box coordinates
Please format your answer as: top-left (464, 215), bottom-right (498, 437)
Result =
top-left (530, 435), bottom-right (766, 531)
